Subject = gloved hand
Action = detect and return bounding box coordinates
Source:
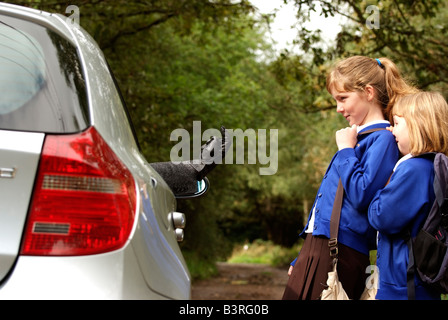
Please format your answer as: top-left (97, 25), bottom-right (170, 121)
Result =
top-left (151, 126), bottom-right (231, 195)
top-left (190, 126), bottom-right (231, 180)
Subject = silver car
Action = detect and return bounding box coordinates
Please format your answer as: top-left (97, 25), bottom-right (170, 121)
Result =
top-left (0, 3), bottom-right (212, 299)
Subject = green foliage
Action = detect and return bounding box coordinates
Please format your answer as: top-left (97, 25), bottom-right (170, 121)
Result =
top-left (182, 250), bottom-right (219, 281)
top-left (289, 0), bottom-right (448, 100)
top-left (107, 14), bottom-right (270, 162)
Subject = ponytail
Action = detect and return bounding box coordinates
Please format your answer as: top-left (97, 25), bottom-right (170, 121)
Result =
top-left (377, 58), bottom-right (419, 120)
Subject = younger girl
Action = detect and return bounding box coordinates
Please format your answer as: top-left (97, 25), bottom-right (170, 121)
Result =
top-left (283, 56), bottom-right (418, 300)
top-left (368, 91), bottom-right (448, 300)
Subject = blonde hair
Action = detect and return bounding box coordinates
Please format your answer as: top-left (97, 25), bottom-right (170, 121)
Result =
top-left (393, 91), bottom-right (448, 156)
top-left (326, 56), bottom-right (419, 121)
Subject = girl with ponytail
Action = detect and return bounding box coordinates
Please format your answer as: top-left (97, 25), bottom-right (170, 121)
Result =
top-left (283, 56), bottom-right (418, 300)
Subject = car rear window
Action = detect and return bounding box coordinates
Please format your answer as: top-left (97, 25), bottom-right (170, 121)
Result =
top-left (0, 14), bottom-right (89, 133)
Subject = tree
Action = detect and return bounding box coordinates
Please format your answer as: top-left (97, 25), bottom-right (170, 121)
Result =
top-left (284, 0), bottom-right (448, 112)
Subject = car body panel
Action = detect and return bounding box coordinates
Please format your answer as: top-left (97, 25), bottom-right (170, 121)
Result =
top-left (0, 3), bottom-right (191, 299)
top-left (0, 131), bottom-right (44, 282)
top-left (0, 247), bottom-right (165, 300)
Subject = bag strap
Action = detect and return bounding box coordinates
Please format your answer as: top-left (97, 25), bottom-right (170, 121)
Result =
top-left (358, 128), bottom-right (386, 135)
top-left (329, 178), bottom-right (344, 263)
top-left (328, 127), bottom-right (387, 263)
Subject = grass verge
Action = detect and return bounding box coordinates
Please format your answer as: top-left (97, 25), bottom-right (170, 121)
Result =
top-left (227, 239), bottom-right (303, 267)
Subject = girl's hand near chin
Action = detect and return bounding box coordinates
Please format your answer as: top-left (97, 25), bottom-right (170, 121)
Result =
top-left (336, 125), bottom-right (358, 150)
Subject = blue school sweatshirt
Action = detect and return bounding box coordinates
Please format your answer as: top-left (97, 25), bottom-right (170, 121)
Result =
top-left (300, 123), bottom-right (399, 256)
top-left (368, 155), bottom-right (440, 300)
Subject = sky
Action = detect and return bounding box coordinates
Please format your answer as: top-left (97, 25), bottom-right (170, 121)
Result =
top-left (250, 0), bottom-right (345, 54)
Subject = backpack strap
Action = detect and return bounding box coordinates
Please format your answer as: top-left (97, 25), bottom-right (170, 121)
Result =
top-left (434, 174), bottom-right (446, 216)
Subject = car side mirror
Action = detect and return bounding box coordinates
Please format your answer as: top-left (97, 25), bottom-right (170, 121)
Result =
top-left (174, 177), bottom-right (209, 199)
top-left (149, 125), bottom-right (228, 200)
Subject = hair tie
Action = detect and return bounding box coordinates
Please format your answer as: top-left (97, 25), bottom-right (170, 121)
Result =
top-left (375, 58), bottom-right (383, 68)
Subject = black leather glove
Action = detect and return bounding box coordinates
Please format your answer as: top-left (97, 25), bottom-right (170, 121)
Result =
top-left (190, 126), bottom-right (231, 180)
top-left (151, 126), bottom-right (231, 195)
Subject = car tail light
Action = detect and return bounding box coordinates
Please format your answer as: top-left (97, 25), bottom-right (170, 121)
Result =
top-left (21, 127), bottom-right (136, 256)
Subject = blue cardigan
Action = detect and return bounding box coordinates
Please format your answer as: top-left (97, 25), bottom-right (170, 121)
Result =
top-left (300, 123), bottom-right (399, 255)
top-left (368, 155), bottom-right (440, 300)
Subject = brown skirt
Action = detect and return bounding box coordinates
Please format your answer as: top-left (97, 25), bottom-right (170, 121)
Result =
top-left (282, 234), bottom-right (370, 300)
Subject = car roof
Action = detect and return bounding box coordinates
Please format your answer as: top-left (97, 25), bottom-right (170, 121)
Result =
top-left (0, 3), bottom-right (76, 46)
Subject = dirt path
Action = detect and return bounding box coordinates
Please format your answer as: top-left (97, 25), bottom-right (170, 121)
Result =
top-left (191, 262), bottom-right (289, 300)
